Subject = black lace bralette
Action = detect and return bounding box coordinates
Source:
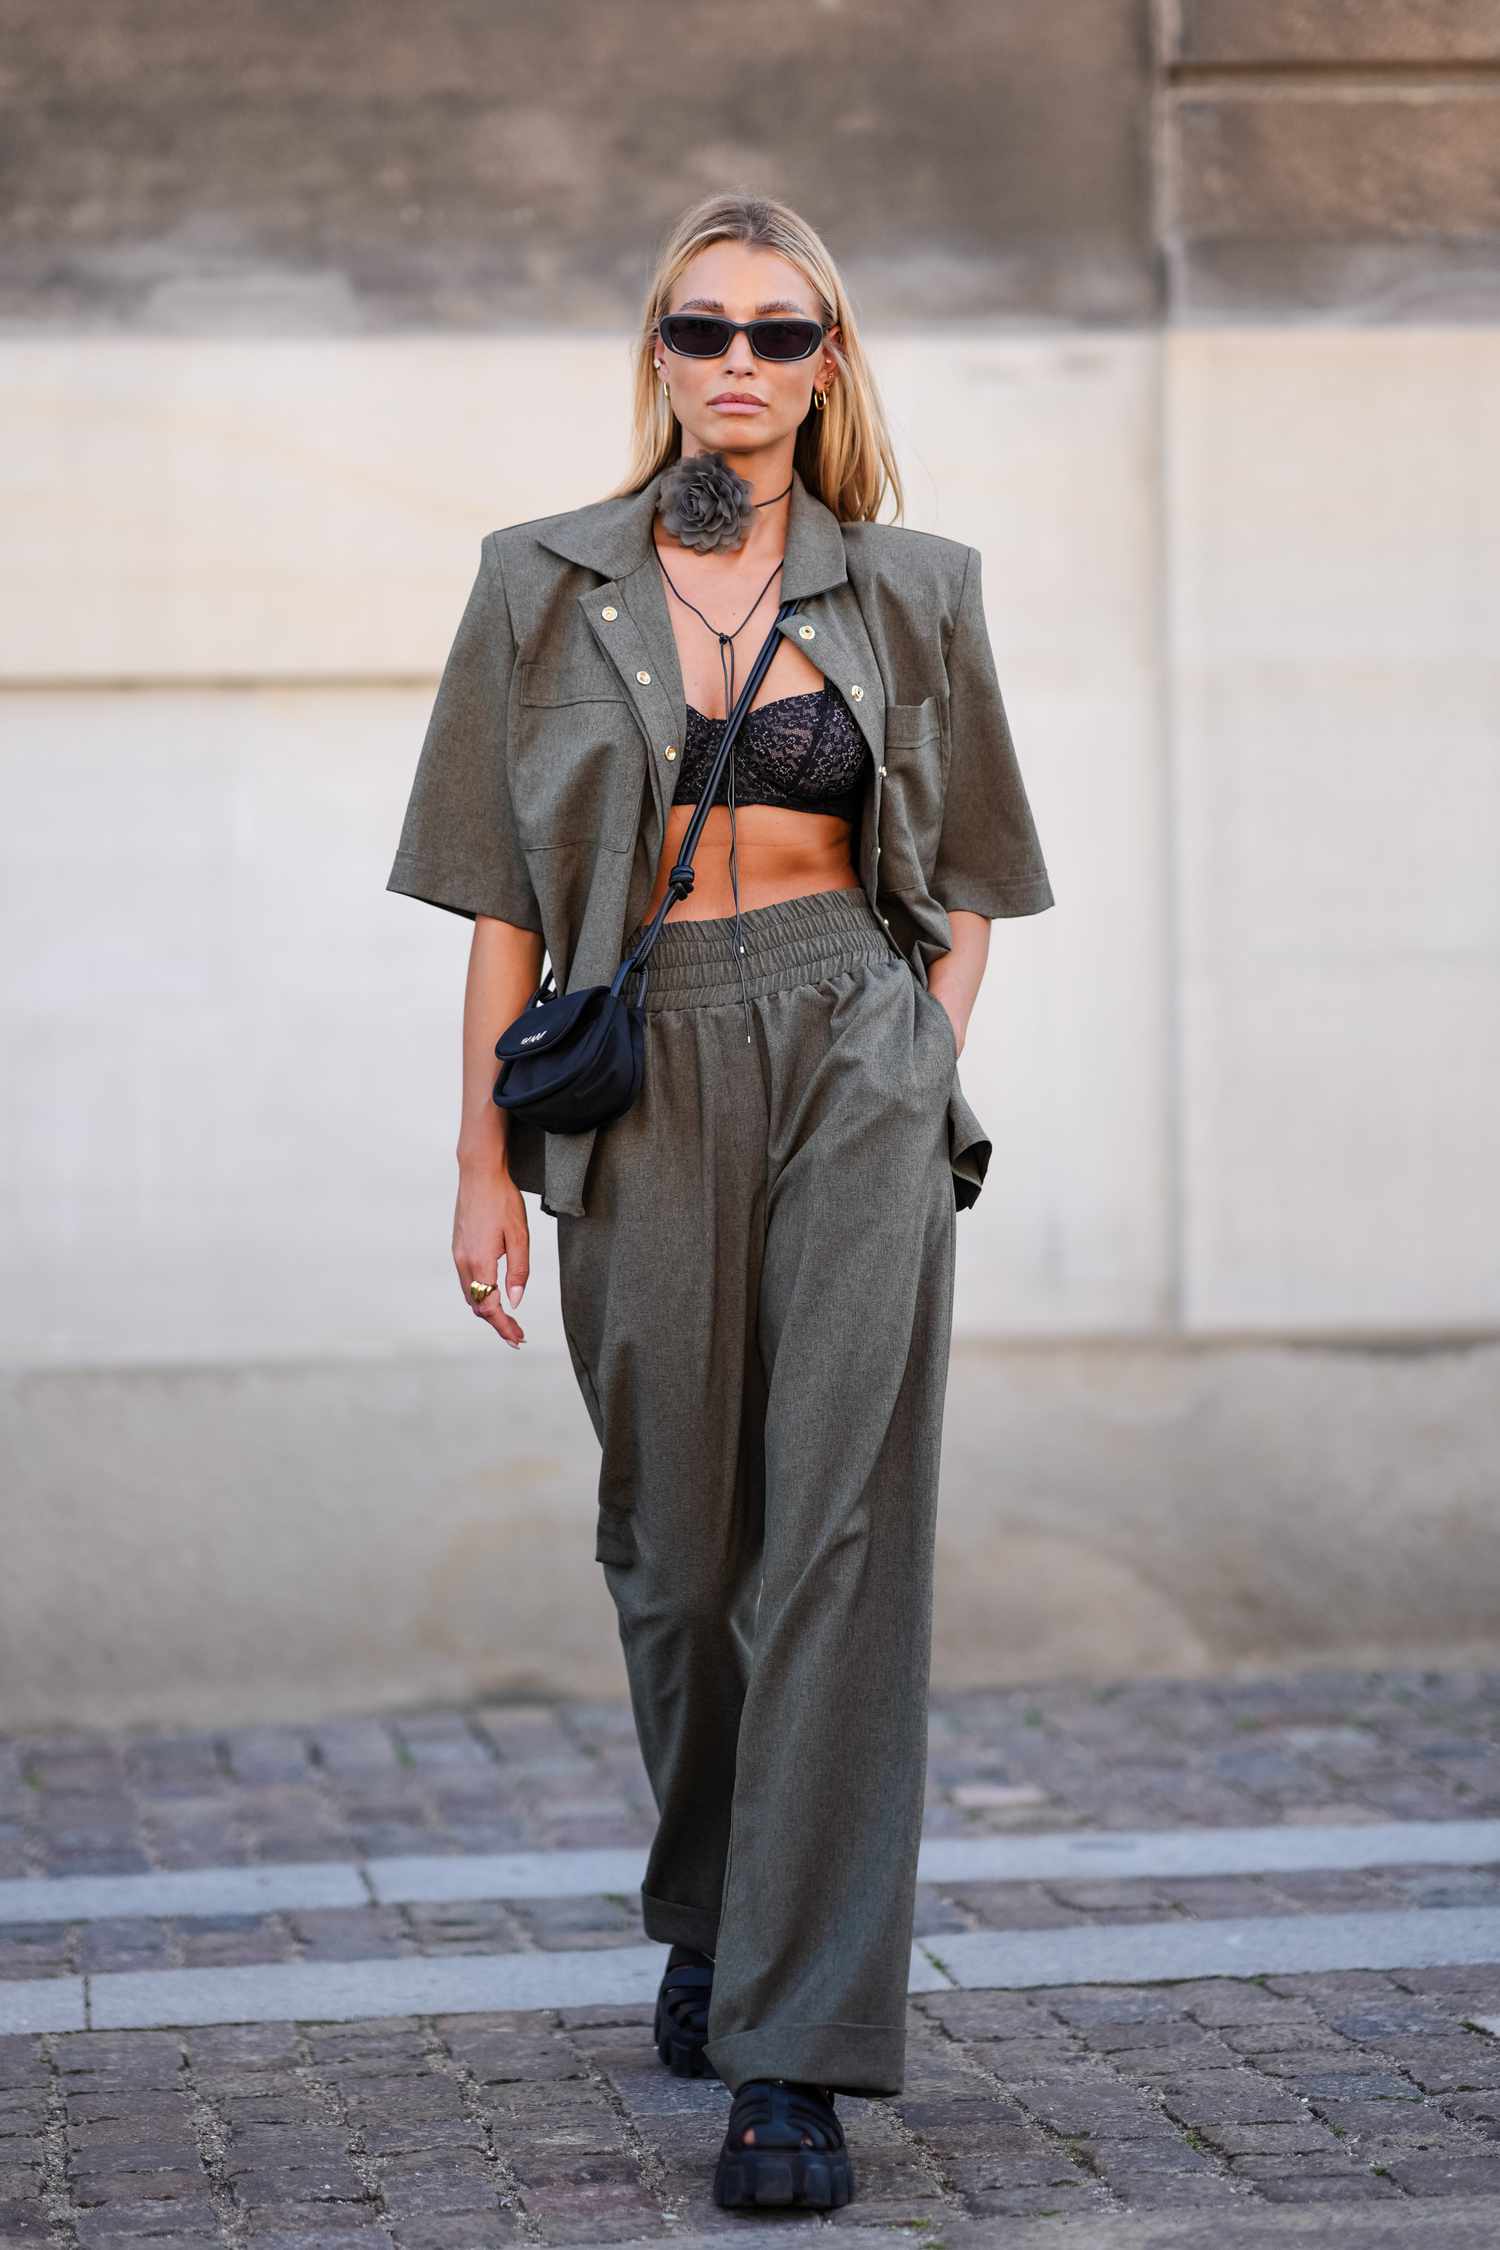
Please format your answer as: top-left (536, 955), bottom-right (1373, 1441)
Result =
top-left (672, 679), bottom-right (867, 825)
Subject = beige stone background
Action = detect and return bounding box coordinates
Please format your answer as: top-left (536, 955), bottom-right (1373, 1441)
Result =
top-left (1, 1), bottom-right (1497, 1726)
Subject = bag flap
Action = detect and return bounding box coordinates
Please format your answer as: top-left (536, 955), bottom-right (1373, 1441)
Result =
top-left (494, 985), bottom-right (599, 1061)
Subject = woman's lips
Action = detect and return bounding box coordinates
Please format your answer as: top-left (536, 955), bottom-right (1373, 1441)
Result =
top-left (709, 398), bottom-right (765, 411)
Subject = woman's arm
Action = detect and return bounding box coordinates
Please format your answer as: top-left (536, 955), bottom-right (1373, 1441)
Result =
top-left (928, 909), bottom-right (990, 1060)
top-left (454, 913), bottom-right (546, 1347)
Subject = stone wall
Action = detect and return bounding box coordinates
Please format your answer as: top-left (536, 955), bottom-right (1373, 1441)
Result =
top-left (2, 3), bottom-right (1496, 1722)
top-left (0, 1), bottom-right (1155, 328)
top-left (1161, 0), bottom-right (1500, 315)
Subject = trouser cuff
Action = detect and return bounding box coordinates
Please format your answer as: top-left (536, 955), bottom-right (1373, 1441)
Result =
top-left (641, 1887), bottom-right (720, 1955)
top-left (704, 2021), bottom-right (905, 2098)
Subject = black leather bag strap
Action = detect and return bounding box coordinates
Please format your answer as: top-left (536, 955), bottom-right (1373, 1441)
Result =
top-left (611, 596), bottom-right (800, 995)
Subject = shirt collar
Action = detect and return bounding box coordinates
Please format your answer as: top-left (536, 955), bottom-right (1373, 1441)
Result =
top-left (532, 461), bottom-right (849, 601)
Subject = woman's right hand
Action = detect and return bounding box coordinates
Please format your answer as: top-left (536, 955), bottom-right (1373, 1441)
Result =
top-left (453, 914), bottom-right (546, 1349)
top-left (454, 1163), bottom-right (530, 1348)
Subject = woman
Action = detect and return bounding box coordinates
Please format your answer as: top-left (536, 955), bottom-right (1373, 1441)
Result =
top-left (387, 190), bottom-right (1054, 2212)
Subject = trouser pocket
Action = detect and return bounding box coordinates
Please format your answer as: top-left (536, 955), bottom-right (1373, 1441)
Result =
top-left (594, 1504), bottom-right (637, 1568)
top-left (913, 972), bottom-right (959, 1075)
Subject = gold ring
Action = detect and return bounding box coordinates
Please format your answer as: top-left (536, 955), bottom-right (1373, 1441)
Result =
top-left (468, 1280), bottom-right (496, 1303)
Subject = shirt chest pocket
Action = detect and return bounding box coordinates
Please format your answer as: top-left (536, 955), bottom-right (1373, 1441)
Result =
top-left (879, 696), bottom-right (947, 889)
top-left (513, 657), bottom-right (644, 853)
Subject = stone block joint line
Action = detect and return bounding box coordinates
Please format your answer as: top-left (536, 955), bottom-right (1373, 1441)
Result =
top-left (5, 1816), bottom-right (1500, 1928)
top-left (6, 1905), bottom-right (1500, 2037)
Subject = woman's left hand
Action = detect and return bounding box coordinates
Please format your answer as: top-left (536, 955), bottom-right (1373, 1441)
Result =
top-left (929, 982), bottom-right (966, 1060)
top-left (929, 917), bottom-right (989, 1061)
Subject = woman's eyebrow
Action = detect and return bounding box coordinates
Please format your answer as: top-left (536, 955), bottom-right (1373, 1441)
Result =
top-left (675, 296), bottom-right (811, 316)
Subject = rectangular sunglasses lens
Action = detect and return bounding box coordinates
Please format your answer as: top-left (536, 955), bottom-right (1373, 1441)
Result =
top-left (753, 319), bottom-right (823, 359)
top-left (661, 315), bottom-right (733, 355)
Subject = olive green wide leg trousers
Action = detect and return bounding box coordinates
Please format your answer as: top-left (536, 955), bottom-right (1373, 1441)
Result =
top-left (554, 884), bottom-right (958, 2098)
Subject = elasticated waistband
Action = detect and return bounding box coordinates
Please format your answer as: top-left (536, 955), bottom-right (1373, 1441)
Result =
top-left (623, 884), bottom-right (897, 1008)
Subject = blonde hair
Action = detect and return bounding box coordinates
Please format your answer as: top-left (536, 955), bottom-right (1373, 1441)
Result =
top-left (610, 190), bottom-right (904, 524)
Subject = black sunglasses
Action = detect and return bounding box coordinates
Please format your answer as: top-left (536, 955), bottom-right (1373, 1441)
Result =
top-left (656, 312), bottom-right (828, 363)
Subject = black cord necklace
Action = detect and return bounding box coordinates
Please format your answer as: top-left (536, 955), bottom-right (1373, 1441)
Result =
top-left (653, 468), bottom-right (793, 708)
top-left (654, 550), bottom-right (786, 718)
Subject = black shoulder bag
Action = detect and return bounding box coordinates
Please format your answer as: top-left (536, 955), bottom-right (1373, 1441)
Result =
top-left (492, 596), bottom-right (799, 1135)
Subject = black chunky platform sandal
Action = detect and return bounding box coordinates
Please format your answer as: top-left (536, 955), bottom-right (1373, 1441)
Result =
top-left (653, 1943), bottom-right (716, 2077)
top-left (713, 2077), bottom-right (854, 2209)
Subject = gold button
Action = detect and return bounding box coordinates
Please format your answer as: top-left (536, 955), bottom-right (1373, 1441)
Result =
top-left (601, 604), bottom-right (618, 620)
top-left (875, 844), bottom-right (881, 856)
top-left (636, 669), bottom-right (651, 684)
top-left (849, 683), bottom-right (864, 701)
top-left (797, 624), bottom-right (816, 640)
top-left (663, 745), bottom-right (677, 760)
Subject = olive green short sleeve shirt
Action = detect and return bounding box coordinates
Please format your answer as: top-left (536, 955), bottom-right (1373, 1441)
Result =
top-left (389, 467), bottom-right (1054, 1218)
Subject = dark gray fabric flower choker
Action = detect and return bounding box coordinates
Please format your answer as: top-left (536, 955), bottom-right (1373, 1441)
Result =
top-left (655, 450), bottom-right (757, 553)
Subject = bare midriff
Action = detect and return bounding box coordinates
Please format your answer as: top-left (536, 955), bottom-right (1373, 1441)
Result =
top-left (643, 802), bottom-right (863, 924)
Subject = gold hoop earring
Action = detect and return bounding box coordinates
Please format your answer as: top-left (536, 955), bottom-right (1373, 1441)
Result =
top-left (813, 387), bottom-right (827, 412)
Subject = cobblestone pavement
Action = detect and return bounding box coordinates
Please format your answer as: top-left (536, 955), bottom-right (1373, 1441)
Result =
top-left (1, 1664), bottom-right (1498, 2244)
